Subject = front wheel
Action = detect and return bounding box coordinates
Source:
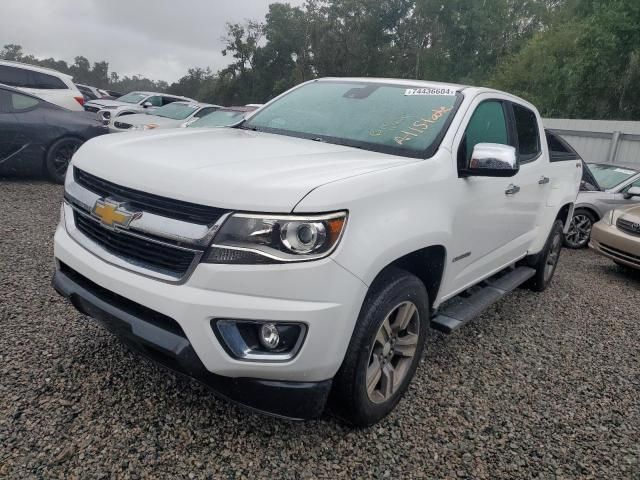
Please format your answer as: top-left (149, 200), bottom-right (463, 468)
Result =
top-left (564, 209), bottom-right (595, 249)
top-left (330, 267), bottom-right (429, 427)
top-left (45, 137), bottom-right (82, 184)
top-left (525, 220), bottom-right (564, 292)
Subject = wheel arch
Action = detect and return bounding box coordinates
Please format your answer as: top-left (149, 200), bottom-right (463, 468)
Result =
top-left (555, 202), bottom-right (575, 230)
top-left (42, 135), bottom-right (85, 179)
top-left (368, 245), bottom-right (447, 312)
top-left (573, 204), bottom-right (601, 221)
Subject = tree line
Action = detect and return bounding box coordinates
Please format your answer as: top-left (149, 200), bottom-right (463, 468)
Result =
top-left (2, 0), bottom-right (639, 119)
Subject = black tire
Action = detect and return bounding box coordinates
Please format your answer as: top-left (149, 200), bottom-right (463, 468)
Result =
top-left (563, 209), bottom-right (596, 249)
top-left (330, 267), bottom-right (429, 427)
top-left (524, 220), bottom-right (564, 292)
top-left (45, 137), bottom-right (82, 184)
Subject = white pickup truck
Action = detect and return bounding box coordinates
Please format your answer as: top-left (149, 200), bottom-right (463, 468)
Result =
top-left (53, 78), bottom-right (581, 426)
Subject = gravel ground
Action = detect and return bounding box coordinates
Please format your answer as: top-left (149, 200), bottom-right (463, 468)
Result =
top-left (1, 179), bottom-right (639, 479)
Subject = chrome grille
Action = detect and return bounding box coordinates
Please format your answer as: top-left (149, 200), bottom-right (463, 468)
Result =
top-left (73, 211), bottom-right (197, 276)
top-left (74, 167), bottom-right (227, 225)
top-left (616, 218), bottom-right (640, 237)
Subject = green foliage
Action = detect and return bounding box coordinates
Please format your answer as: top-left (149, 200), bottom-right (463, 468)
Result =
top-left (492, 0), bottom-right (640, 119)
top-left (3, 0), bottom-right (639, 118)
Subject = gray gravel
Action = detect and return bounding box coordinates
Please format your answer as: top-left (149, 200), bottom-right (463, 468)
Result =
top-left (1, 179), bottom-right (639, 479)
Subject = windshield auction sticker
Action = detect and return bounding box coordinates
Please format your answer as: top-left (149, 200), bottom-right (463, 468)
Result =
top-left (405, 87), bottom-right (457, 96)
top-left (392, 106), bottom-right (453, 145)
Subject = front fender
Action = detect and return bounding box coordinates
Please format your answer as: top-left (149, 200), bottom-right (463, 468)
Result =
top-left (293, 154), bottom-right (454, 289)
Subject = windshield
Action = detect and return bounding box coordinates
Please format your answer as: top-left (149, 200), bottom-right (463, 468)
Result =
top-left (243, 80), bottom-right (460, 158)
top-left (588, 163), bottom-right (638, 189)
top-left (116, 92), bottom-right (148, 104)
top-left (188, 109), bottom-right (246, 128)
top-left (154, 102), bottom-right (199, 120)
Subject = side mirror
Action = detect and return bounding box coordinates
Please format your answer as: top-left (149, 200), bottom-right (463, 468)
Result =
top-left (624, 186), bottom-right (640, 199)
top-left (464, 143), bottom-right (519, 178)
top-left (142, 101), bottom-right (153, 108)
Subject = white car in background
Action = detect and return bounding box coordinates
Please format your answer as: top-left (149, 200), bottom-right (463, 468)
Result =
top-left (110, 102), bottom-right (220, 132)
top-left (185, 105), bottom-right (259, 128)
top-left (84, 91), bottom-right (194, 125)
top-left (0, 60), bottom-right (84, 111)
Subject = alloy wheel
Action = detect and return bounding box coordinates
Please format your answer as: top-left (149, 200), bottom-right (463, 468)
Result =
top-left (565, 214), bottom-right (592, 248)
top-left (52, 141), bottom-right (80, 177)
top-left (366, 301), bottom-right (420, 404)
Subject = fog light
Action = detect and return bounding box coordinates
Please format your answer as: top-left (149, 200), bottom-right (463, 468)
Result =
top-left (259, 323), bottom-right (280, 350)
top-left (213, 319), bottom-right (307, 361)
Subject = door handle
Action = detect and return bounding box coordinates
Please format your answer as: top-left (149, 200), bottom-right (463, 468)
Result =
top-left (538, 176), bottom-right (550, 185)
top-left (505, 184), bottom-right (520, 195)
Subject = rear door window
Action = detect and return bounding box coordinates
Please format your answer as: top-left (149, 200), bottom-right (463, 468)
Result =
top-left (0, 65), bottom-right (31, 87)
top-left (29, 71), bottom-right (67, 89)
top-left (512, 104), bottom-right (540, 164)
top-left (11, 92), bottom-right (40, 111)
top-left (546, 131), bottom-right (580, 162)
top-left (0, 65), bottom-right (67, 90)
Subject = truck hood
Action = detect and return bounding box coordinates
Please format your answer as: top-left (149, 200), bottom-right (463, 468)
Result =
top-left (72, 128), bottom-right (414, 212)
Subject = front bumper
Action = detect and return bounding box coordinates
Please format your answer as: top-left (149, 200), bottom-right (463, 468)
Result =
top-left (590, 221), bottom-right (640, 270)
top-left (53, 221), bottom-right (368, 415)
top-left (52, 264), bottom-right (332, 419)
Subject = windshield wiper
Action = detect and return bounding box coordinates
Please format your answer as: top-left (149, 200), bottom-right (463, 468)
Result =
top-left (236, 122), bottom-right (260, 131)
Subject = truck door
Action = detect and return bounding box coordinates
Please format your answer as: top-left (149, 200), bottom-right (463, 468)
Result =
top-left (506, 102), bottom-right (551, 241)
top-left (446, 97), bottom-right (538, 295)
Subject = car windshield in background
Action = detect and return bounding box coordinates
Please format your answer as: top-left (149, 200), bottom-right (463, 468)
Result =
top-left (116, 92), bottom-right (147, 104)
top-left (243, 81), bottom-right (460, 158)
top-left (188, 110), bottom-right (246, 128)
top-left (588, 163), bottom-right (638, 189)
top-left (154, 103), bottom-right (198, 120)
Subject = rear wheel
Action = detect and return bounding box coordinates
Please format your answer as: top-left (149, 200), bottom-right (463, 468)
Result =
top-left (45, 137), bottom-right (82, 184)
top-left (330, 268), bottom-right (429, 427)
top-left (564, 209), bottom-right (596, 249)
top-left (525, 220), bottom-right (564, 292)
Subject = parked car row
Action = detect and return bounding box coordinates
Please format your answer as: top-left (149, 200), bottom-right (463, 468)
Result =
top-left (0, 60), bottom-right (261, 182)
top-left (75, 83), bottom-right (122, 102)
top-left (84, 91), bottom-right (195, 124)
top-left (0, 84), bottom-right (107, 182)
top-left (108, 101), bottom-right (220, 131)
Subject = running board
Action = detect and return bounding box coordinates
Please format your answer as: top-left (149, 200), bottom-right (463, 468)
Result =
top-left (431, 266), bottom-right (536, 334)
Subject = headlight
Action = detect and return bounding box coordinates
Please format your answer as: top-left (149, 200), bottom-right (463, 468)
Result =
top-left (203, 211), bottom-right (347, 264)
top-left (132, 124), bottom-right (158, 131)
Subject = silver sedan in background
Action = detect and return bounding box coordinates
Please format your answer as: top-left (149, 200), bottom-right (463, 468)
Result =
top-left (566, 162), bottom-right (640, 248)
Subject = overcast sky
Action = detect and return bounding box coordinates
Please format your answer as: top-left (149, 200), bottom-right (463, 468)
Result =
top-left (1, 0), bottom-right (305, 83)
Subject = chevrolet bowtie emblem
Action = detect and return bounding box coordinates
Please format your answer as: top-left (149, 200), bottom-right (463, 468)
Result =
top-left (92, 199), bottom-right (141, 229)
